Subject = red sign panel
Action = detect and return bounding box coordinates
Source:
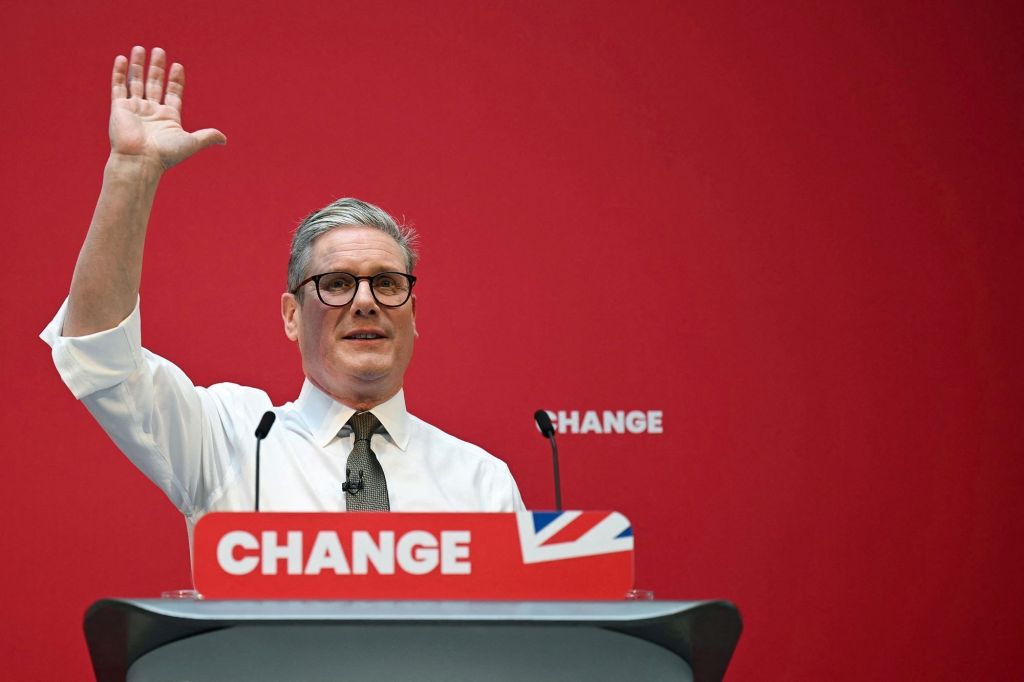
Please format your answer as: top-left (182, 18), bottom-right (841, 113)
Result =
top-left (194, 511), bottom-right (634, 600)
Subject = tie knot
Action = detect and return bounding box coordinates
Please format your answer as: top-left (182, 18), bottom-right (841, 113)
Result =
top-left (348, 412), bottom-right (381, 442)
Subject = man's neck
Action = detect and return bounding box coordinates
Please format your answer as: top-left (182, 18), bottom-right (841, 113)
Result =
top-left (308, 376), bottom-right (400, 412)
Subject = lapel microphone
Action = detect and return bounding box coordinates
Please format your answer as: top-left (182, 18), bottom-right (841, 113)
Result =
top-left (342, 468), bottom-right (365, 494)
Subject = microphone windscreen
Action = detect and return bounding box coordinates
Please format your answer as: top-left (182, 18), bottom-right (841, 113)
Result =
top-left (255, 411), bottom-right (277, 439)
top-left (533, 409), bottom-right (555, 437)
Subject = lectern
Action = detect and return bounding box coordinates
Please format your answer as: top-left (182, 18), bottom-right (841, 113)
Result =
top-left (84, 598), bottom-right (742, 681)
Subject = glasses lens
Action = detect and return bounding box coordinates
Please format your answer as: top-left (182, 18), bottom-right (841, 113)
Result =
top-left (316, 272), bottom-right (357, 304)
top-left (372, 272), bottom-right (412, 306)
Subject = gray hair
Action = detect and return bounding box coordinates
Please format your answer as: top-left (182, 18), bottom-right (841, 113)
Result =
top-left (287, 197), bottom-right (419, 294)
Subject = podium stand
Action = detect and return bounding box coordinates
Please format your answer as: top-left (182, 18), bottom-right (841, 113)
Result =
top-left (84, 599), bottom-right (742, 681)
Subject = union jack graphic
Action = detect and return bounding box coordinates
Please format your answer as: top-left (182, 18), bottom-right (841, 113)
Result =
top-left (516, 511), bottom-right (634, 564)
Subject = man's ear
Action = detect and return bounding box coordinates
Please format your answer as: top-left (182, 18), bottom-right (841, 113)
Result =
top-left (411, 294), bottom-right (418, 338)
top-left (282, 292), bottom-right (300, 342)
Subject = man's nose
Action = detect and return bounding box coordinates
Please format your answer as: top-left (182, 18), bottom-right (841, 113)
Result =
top-left (351, 278), bottom-right (378, 313)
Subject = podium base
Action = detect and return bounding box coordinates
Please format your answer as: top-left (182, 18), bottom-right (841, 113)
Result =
top-left (86, 599), bottom-right (741, 682)
top-left (127, 623), bottom-right (693, 681)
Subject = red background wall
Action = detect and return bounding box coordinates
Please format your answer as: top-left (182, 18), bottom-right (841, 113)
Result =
top-left (2, 1), bottom-right (1022, 679)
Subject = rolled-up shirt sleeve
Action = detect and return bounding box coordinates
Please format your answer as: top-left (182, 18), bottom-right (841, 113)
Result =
top-left (40, 298), bottom-right (267, 518)
top-left (41, 298), bottom-right (145, 400)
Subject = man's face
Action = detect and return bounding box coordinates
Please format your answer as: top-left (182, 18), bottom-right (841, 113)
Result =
top-left (282, 226), bottom-right (416, 409)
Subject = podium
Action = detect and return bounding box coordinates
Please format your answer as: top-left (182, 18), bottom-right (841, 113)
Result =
top-left (84, 598), bottom-right (742, 681)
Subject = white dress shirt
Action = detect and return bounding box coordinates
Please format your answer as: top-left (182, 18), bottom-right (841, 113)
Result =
top-left (41, 299), bottom-right (525, 537)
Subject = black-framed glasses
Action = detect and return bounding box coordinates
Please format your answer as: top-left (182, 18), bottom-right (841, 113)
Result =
top-left (292, 271), bottom-right (417, 308)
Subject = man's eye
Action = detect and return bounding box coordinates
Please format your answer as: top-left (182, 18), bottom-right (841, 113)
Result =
top-left (322, 275), bottom-right (353, 291)
top-left (375, 276), bottom-right (397, 288)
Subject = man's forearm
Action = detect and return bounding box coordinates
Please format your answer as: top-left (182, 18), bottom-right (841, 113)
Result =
top-left (64, 154), bottom-right (163, 337)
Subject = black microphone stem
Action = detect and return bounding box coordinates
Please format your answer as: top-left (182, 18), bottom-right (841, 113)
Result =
top-left (549, 433), bottom-right (562, 511)
top-left (253, 411), bottom-right (276, 512)
top-left (255, 439), bottom-right (262, 512)
top-left (533, 409), bottom-right (563, 511)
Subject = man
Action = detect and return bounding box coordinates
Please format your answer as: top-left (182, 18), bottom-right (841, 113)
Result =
top-left (41, 46), bottom-right (524, 539)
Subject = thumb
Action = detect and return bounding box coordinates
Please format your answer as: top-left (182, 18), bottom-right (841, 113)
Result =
top-left (191, 128), bottom-right (228, 150)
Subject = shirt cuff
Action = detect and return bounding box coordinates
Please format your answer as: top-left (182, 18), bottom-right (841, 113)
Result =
top-left (40, 297), bottom-right (144, 400)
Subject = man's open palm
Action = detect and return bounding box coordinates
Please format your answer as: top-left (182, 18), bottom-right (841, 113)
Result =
top-left (109, 46), bottom-right (225, 169)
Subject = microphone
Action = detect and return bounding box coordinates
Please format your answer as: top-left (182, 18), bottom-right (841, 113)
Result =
top-left (533, 410), bottom-right (562, 510)
top-left (342, 468), bottom-right (365, 494)
top-left (254, 411), bottom-right (276, 511)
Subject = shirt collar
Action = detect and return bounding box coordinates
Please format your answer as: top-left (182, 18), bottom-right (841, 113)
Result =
top-left (294, 380), bottom-right (411, 451)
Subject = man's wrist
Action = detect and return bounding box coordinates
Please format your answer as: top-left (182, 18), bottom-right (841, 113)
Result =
top-left (105, 152), bottom-right (165, 183)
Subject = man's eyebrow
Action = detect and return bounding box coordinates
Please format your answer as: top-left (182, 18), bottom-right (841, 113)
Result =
top-left (316, 265), bottom-right (406, 275)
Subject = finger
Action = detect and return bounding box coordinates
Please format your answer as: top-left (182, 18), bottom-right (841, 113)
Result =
top-left (111, 55), bottom-right (128, 101)
top-left (127, 45), bottom-right (145, 99)
top-left (164, 62), bottom-right (185, 112)
top-left (146, 47), bottom-right (167, 103)
top-left (191, 128), bottom-right (228, 149)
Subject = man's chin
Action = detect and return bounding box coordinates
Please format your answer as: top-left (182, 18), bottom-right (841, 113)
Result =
top-left (319, 362), bottom-right (394, 388)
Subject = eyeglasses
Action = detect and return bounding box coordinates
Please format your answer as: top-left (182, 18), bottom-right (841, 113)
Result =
top-left (292, 271), bottom-right (417, 308)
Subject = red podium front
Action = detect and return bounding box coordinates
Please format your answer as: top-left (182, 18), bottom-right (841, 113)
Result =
top-left (85, 511), bottom-right (742, 680)
top-left (194, 510), bottom-right (635, 600)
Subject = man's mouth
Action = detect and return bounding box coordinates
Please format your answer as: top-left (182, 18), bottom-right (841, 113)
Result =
top-left (344, 331), bottom-right (387, 340)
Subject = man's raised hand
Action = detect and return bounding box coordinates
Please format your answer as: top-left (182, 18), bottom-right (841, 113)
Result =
top-left (109, 46), bottom-right (225, 170)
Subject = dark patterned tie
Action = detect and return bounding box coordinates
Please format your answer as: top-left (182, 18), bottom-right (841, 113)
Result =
top-left (344, 412), bottom-right (390, 511)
